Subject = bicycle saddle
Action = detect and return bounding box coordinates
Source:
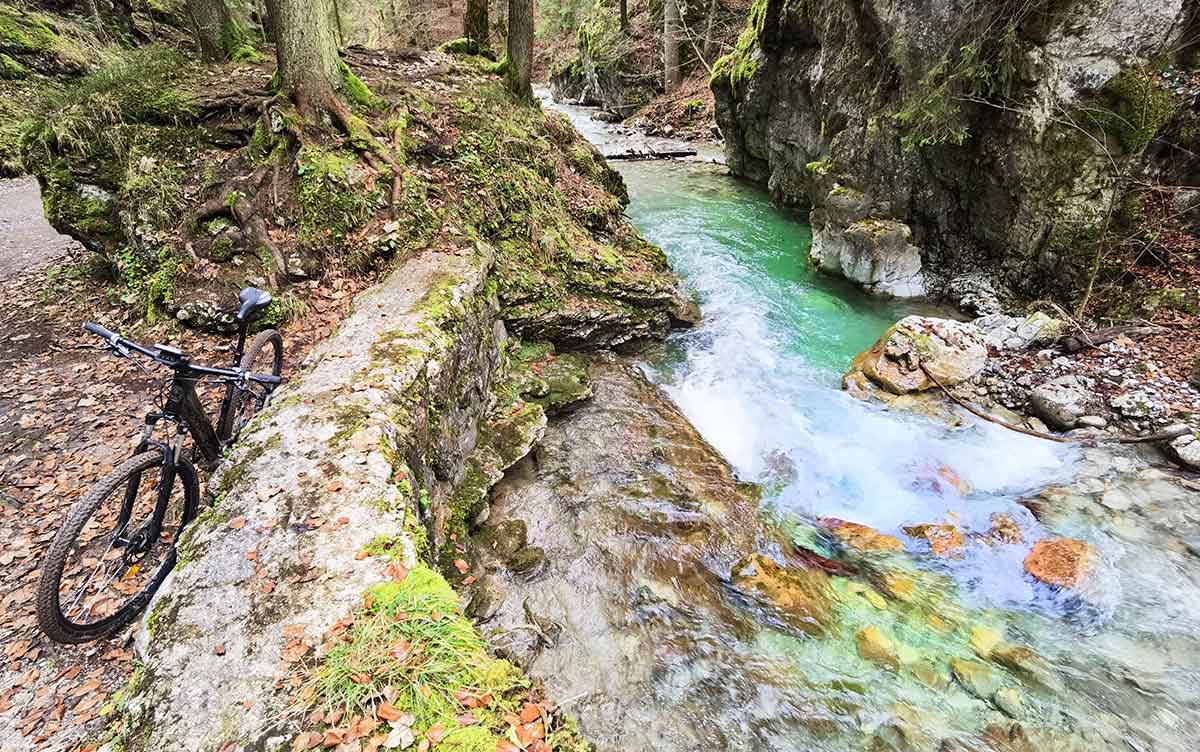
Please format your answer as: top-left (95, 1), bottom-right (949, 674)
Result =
top-left (236, 287), bottom-right (273, 321)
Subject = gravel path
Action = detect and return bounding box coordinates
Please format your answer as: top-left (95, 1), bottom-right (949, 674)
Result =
top-left (0, 178), bottom-right (79, 282)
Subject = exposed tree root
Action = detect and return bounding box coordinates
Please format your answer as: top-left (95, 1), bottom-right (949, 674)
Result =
top-left (192, 166), bottom-right (288, 288)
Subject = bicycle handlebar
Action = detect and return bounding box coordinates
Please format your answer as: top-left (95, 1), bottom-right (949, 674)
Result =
top-left (82, 322), bottom-right (282, 385)
top-left (83, 321), bottom-right (116, 341)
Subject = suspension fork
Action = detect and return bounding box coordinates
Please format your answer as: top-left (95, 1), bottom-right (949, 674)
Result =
top-left (114, 417), bottom-right (181, 552)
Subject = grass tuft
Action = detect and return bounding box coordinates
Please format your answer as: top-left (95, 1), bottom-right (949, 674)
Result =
top-left (305, 566), bottom-right (527, 730)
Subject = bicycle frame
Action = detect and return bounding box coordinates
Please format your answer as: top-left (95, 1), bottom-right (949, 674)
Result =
top-left (215, 321), bottom-right (252, 444)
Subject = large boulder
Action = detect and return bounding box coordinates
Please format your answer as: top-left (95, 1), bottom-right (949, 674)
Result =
top-left (810, 213), bottom-right (927, 298)
top-left (844, 316), bottom-right (987, 395)
top-left (1028, 375), bottom-right (1095, 430)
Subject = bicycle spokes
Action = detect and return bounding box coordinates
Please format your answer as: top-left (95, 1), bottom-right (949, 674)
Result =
top-left (56, 463), bottom-right (186, 626)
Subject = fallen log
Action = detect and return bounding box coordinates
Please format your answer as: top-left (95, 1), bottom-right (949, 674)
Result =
top-left (606, 148), bottom-right (698, 161)
top-left (1056, 325), bottom-right (1165, 353)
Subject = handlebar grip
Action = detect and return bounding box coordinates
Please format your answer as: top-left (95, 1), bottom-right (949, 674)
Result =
top-left (84, 321), bottom-right (116, 341)
top-left (251, 373), bottom-right (282, 385)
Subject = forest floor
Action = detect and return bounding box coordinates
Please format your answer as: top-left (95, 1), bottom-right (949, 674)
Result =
top-left (0, 179), bottom-right (371, 752)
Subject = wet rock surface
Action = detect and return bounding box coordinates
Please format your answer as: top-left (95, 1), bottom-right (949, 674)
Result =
top-left (844, 316), bottom-right (987, 396)
top-left (466, 354), bottom-right (1200, 752)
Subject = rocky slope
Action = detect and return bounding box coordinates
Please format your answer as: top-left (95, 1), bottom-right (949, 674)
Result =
top-left (711, 0), bottom-right (1196, 304)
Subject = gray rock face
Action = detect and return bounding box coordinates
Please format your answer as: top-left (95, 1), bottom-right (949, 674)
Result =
top-left (974, 312), bottom-right (1061, 350)
top-left (125, 244), bottom-right (509, 750)
top-left (711, 0), bottom-right (1189, 300)
top-left (1029, 375), bottom-right (1094, 430)
top-left (1165, 431), bottom-right (1200, 470)
top-left (810, 213), bottom-right (926, 297)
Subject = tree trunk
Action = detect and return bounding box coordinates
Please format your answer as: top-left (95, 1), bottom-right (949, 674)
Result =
top-left (331, 0), bottom-right (345, 46)
top-left (186, 0), bottom-right (234, 62)
top-left (88, 0), bottom-right (137, 42)
top-left (265, 0), bottom-right (343, 111)
top-left (702, 0), bottom-right (719, 63)
top-left (664, 0), bottom-right (681, 92)
top-left (505, 0), bottom-right (533, 101)
top-left (619, 0), bottom-right (628, 32)
top-left (465, 0), bottom-right (489, 49)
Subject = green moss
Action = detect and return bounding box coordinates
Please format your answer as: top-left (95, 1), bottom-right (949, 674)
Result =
top-left (1093, 69), bottom-right (1177, 154)
top-left (296, 145), bottom-right (379, 252)
top-left (363, 534), bottom-right (409, 560)
top-left (0, 6), bottom-right (58, 54)
top-left (340, 61), bottom-right (383, 109)
top-left (326, 402), bottom-right (372, 447)
top-left (306, 565), bottom-right (530, 733)
top-left (219, 20), bottom-right (264, 63)
top-left (0, 52), bottom-right (27, 79)
top-left (39, 158), bottom-right (118, 241)
top-left (22, 46), bottom-right (197, 164)
top-left (710, 0), bottom-right (767, 95)
top-left (440, 37), bottom-right (495, 60)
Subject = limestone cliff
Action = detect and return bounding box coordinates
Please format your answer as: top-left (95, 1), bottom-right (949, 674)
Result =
top-left (711, 0), bottom-right (1195, 305)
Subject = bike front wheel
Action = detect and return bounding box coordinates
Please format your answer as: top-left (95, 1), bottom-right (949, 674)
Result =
top-left (36, 449), bottom-right (199, 644)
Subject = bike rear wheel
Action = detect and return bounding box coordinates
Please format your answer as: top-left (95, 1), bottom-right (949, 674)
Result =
top-left (36, 449), bottom-right (199, 643)
top-left (227, 328), bottom-right (283, 442)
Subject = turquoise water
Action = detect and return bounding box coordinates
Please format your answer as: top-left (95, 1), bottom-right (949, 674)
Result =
top-left (606, 159), bottom-right (1200, 751)
top-left (620, 161), bottom-right (1075, 544)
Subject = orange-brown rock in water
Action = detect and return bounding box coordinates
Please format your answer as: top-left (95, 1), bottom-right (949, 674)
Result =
top-left (821, 518), bottom-right (904, 551)
top-left (936, 465), bottom-right (971, 495)
top-left (988, 514), bottom-right (1024, 545)
top-left (902, 523), bottom-right (965, 556)
top-left (731, 553), bottom-right (836, 636)
top-left (1023, 538), bottom-right (1095, 588)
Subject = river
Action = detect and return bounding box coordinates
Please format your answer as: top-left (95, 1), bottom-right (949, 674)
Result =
top-left (487, 98), bottom-right (1200, 752)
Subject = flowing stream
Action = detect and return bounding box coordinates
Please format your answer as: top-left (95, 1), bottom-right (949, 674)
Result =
top-left (489, 99), bottom-right (1200, 751)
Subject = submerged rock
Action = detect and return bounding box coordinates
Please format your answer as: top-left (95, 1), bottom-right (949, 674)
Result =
top-left (844, 316), bottom-right (987, 396)
top-left (987, 514), bottom-right (1024, 545)
top-left (902, 523), bottom-right (966, 557)
top-left (731, 553), bottom-right (836, 636)
top-left (1023, 537), bottom-right (1096, 588)
top-left (822, 518), bottom-right (904, 551)
top-left (855, 625), bottom-right (900, 668)
top-left (950, 658), bottom-right (1003, 701)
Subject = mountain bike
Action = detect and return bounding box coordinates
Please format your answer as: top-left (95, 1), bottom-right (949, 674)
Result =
top-left (36, 287), bottom-right (285, 643)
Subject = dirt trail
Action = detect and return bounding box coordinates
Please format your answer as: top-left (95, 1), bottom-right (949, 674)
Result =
top-left (0, 178), bottom-right (79, 281)
top-left (0, 179), bottom-right (360, 751)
